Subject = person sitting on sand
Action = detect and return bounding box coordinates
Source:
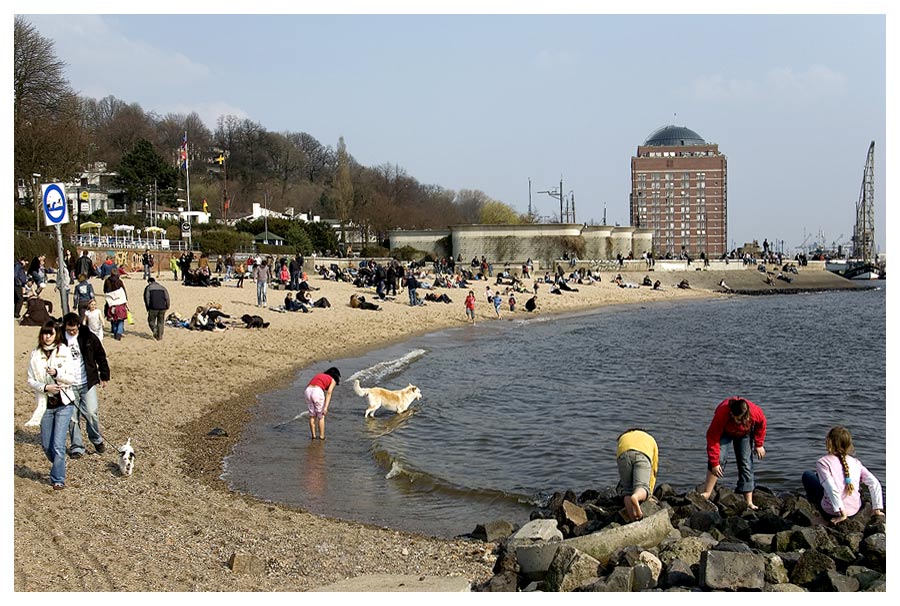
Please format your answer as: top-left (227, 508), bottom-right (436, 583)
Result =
top-left (801, 426), bottom-right (884, 525)
top-left (642, 275), bottom-right (653, 287)
top-left (701, 397), bottom-right (767, 510)
top-left (718, 279), bottom-right (732, 292)
top-left (652, 280), bottom-right (662, 290)
top-left (525, 294), bottom-right (538, 312)
top-left (20, 293), bottom-right (55, 326)
top-left (556, 278), bottom-right (579, 292)
top-left (284, 292), bottom-right (310, 312)
top-left (617, 428), bottom-right (659, 522)
top-left (677, 279), bottom-right (691, 289)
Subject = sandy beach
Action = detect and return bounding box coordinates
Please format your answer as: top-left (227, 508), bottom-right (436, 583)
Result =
top-left (11, 264), bottom-right (857, 591)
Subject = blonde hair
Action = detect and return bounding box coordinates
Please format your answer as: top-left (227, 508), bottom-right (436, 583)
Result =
top-left (826, 426), bottom-right (856, 495)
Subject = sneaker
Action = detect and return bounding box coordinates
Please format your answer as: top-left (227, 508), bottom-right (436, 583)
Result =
top-left (52, 483), bottom-right (65, 490)
top-left (69, 451), bottom-right (83, 459)
top-left (94, 441), bottom-right (106, 454)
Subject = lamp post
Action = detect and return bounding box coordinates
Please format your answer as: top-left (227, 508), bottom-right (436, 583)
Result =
top-left (32, 173), bottom-right (41, 231)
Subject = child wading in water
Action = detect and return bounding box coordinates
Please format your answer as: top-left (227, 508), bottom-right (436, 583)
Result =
top-left (616, 428), bottom-right (659, 521)
top-left (464, 290), bottom-right (476, 325)
top-left (492, 292), bottom-right (503, 319)
top-left (304, 367), bottom-right (341, 440)
top-left (801, 426), bottom-right (884, 524)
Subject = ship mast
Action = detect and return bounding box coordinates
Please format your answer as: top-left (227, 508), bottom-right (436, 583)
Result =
top-left (852, 141), bottom-right (875, 262)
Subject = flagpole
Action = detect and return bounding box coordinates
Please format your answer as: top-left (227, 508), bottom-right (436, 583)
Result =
top-left (184, 131), bottom-right (192, 249)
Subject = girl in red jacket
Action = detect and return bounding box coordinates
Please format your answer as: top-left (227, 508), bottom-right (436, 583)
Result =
top-left (700, 397), bottom-right (767, 510)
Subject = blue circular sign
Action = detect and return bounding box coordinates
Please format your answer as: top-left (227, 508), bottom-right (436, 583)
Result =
top-left (43, 184), bottom-right (68, 224)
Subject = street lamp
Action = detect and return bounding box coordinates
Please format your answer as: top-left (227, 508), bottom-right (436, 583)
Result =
top-left (32, 173), bottom-right (41, 231)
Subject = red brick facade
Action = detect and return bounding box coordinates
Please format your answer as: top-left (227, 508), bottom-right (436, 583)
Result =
top-left (630, 142), bottom-right (727, 258)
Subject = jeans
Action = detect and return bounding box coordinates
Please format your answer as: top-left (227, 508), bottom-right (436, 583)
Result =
top-left (143, 265), bottom-right (151, 280)
top-left (69, 383), bottom-right (103, 455)
top-left (111, 319), bottom-right (125, 337)
top-left (717, 433), bottom-right (755, 493)
top-left (257, 281), bottom-right (268, 306)
top-left (408, 288), bottom-right (418, 306)
top-left (14, 285), bottom-right (24, 318)
top-left (802, 470), bottom-right (827, 514)
top-left (41, 404), bottom-right (74, 485)
top-left (226, 265), bottom-right (234, 280)
top-left (147, 308), bottom-right (166, 340)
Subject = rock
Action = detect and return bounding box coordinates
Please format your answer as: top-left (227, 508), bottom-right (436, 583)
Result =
top-left (508, 519), bottom-right (564, 580)
top-left (776, 551), bottom-right (803, 574)
top-left (631, 563), bottom-right (657, 591)
top-left (844, 531), bottom-right (864, 552)
top-left (545, 545), bottom-right (601, 592)
top-left (228, 552), bottom-right (265, 575)
top-left (654, 483), bottom-right (677, 500)
top-left (752, 488), bottom-right (781, 510)
top-left (476, 571), bottom-right (518, 592)
top-left (865, 517), bottom-right (886, 537)
top-left (763, 553), bottom-right (790, 585)
top-left (699, 550), bottom-right (765, 591)
top-left (812, 570), bottom-right (860, 592)
top-left (562, 509), bottom-right (674, 565)
top-left (863, 580), bottom-right (886, 592)
top-left (521, 581), bottom-right (545, 591)
top-left (473, 519), bottom-right (514, 543)
top-left (782, 495), bottom-right (822, 527)
top-left (686, 509), bottom-right (722, 532)
top-left (750, 533), bottom-right (775, 552)
top-left (823, 544), bottom-right (859, 568)
top-left (750, 511), bottom-right (794, 534)
top-left (712, 541), bottom-right (752, 553)
top-left (658, 536), bottom-right (711, 568)
top-left (663, 558), bottom-right (696, 588)
top-left (561, 500), bottom-right (588, 528)
top-left (492, 544), bottom-right (519, 574)
top-left (207, 427), bottom-right (228, 437)
top-left (722, 515), bottom-right (752, 541)
top-left (510, 519), bottom-right (563, 543)
top-left (764, 582), bottom-right (807, 592)
top-left (603, 566), bottom-right (634, 592)
top-left (717, 491), bottom-right (748, 516)
top-left (845, 565), bottom-right (885, 591)
top-left (789, 550), bottom-right (836, 586)
top-left (684, 491), bottom-right (718, 512)
top-left (862, 532), bottom-right (886, 570)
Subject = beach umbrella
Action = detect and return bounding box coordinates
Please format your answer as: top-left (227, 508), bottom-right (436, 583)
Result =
top-left (80, 221), bottom-right (102, 230)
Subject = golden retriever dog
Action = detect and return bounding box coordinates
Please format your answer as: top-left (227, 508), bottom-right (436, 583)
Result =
top-left (353, 380), bottom-right (422, 418)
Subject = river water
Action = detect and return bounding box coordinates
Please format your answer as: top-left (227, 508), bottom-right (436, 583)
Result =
top-left (222, 286), bottom-right (887, 538)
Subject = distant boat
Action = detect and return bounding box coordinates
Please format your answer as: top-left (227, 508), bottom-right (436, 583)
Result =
top-left (828, 260), bottom-right (881, 280)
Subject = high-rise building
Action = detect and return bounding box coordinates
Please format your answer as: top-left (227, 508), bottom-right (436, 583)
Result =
top-left (630, 125), bottom-right (727, 258)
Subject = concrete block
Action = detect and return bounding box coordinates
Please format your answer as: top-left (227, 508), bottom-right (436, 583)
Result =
top-left (562, 509), bottom-right (674, 565)
top-left (313, 574), bottom-right (471, 592)
top-left (699, 550), bottom-right (765, 590)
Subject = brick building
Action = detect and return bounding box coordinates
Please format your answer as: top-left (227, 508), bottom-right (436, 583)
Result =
top-left (630, 125), bottom-right (727, 258)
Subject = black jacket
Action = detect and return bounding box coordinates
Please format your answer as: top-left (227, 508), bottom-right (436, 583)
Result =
top-left (71, 326), bottom-right (110, 389)
top-left (143, 281), bottom-right (170, 310)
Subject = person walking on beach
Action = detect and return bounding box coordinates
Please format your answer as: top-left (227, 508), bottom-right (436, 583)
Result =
top-left (143, 277), bottom-right (170, 341)
top-left (254, 259), bottom-right (271, 307)
top-left (169, 255), bottom-right (179, 281)
top-left (700, 397), bottom-right (767, 510)
top-left (616, 428), bottom-right (659, 522)
top-left (27, 321), bottom-right (78, 488)
top-left (801, 426), bottom-right (884, 525)
top-left (141, 249), bottom-right (154, 281)
top-left (464, 290), bottom-right (476, 325)
top-left (62, 312), bottom-right (110, 458)
top-left (82, 299), bottom-right (104, 342)
top-left (304, 367), bottom-right (341, 440)
top-left (492, 292), bottom-right (503, 319)
top-left (72, 273), bottom-right (95, 321)
top-left (103, 268), bottom-right (128, 340)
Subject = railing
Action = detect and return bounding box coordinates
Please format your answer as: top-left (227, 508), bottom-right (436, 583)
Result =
top-left (15, 230), bottom-right (197, 251)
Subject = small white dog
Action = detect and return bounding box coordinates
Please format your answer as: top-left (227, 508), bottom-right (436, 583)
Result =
top-left (353, 380), bottom-right (422, 418)
top-left (117, 438), bottom-right (135, 476)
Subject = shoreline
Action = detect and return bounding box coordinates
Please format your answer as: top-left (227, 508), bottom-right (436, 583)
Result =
top-left (12, 266), bottom-right (862, 590)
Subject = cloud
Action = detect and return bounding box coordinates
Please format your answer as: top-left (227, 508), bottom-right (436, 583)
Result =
top-left (688, 65), bottom-right (846, 104)
top-left (765, 64), bottom-right (847, 96)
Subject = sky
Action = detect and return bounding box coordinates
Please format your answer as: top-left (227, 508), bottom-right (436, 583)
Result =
top-left (13, 8), bottom-right (890, 254)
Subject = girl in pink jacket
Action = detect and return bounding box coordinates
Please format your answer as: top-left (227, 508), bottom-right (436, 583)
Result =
top-left (802, 426), bottom-right (884, 524)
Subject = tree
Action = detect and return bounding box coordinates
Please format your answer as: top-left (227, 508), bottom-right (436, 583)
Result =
top-left (116, 139), bottom-right (178, 215)
top-left (14, 16), bottom-right (85, 229)
top-left (197, 229), bottom-right (253, 256)
top-left (480, 200), bottom-right (523, 224)
top-left (333, 136), bottom-right (354, 243)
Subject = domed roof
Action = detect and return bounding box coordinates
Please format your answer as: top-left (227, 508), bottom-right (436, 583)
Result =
top-left (644, 125), bottom-right (706, 147)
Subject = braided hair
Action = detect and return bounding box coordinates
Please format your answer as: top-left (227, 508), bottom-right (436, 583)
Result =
top-left (826, 426), bottom-right (856, 495)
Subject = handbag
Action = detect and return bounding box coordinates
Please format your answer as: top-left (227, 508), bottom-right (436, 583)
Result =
top-left (127, 310), bottom-right (134, 325)
top-left (105, 287), bottom-right (127, 306)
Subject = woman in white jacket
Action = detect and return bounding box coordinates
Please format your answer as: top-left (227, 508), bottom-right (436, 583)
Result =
top-left (26, 321), bottom-right (78, 489)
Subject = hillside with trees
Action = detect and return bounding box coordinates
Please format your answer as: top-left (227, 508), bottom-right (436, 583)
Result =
top-left (13, 16), bottom-right (537, 251)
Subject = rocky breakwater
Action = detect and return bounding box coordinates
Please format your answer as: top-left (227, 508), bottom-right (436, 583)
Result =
top-left (472, 485), bottom-right (886, 592)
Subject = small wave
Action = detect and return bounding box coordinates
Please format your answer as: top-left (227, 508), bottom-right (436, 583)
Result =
top-left (347, 349), bottom-right (427, 384)
top-left (385, 460), bottom-right (404, 480)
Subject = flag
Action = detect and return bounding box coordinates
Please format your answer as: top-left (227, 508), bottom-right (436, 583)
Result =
top-left (202, 199), bottom-right (209, 213)
top-left (214, 153), bottom-right (225, 165)
top-left (181, 131), bottom-right (189, 170)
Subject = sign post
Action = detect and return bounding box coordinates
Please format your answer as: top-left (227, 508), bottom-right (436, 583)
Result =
top-left (42, 183), bottom-right (71, 316)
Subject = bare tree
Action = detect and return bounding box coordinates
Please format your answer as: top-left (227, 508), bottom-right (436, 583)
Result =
top-left (333, 137), bottom-right (354, 243)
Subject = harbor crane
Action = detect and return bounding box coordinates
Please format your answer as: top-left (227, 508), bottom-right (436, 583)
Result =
top-left (851, 141), bottom-right (876, 262)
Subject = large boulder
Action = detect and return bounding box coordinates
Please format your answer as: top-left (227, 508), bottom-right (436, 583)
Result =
top-left (508, 519), bottom-right (564, 580)
top-left (663, 558), bottom-right (696, 588)
top-left (561, 509), bottom-right (674, 565)
top-left (789, 550), bottom-right (836, 587)
top-left (658, 536), bottom-right (714, 568)
top-left (472, 519), bottom-right (515, 543)
top-left (764, 583), bottom-right (807, 592)
top-left (862, 532), bottom-right (886, 571)
top-left (763, 553), bottom-right (790, 585)
top-left (545, 545), bottom-right (601, 592)
top-left (845, 565), bottom-right (885, 591)
top-left (811, 570), bottom-right (860, 592)
top-left (699, 550), bottom-right (766, 591)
